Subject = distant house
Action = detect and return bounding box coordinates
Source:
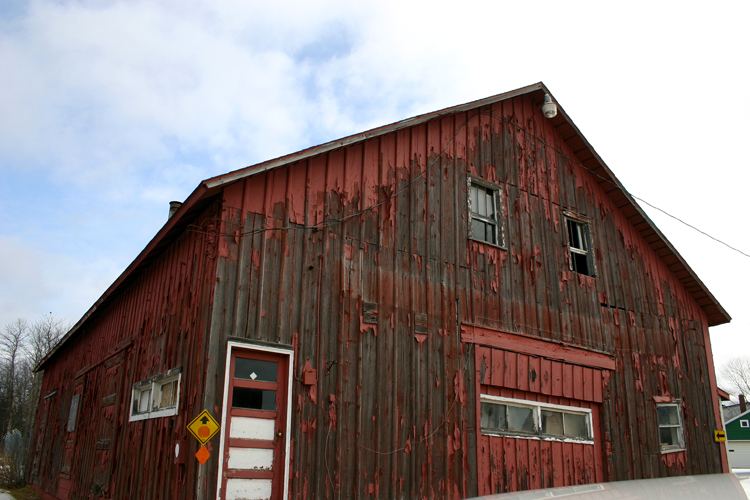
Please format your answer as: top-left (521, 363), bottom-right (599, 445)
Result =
top-left (725, 410), bottom-right (750, 469)
top-left (29, 82), bottom-right (730, 500)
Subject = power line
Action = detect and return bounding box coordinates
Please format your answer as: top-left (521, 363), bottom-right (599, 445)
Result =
top-left (632, 196), bottom-right (750, 259)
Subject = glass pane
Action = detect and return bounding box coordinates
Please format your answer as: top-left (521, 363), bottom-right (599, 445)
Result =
top-left (660, 426), bottom-right (679, 447)
top-left (568, 220), bottom-right (585, 249)
top-left (657, 405), bottom-right (679, 426)
top-left (481, 402), bottom-right (507, 431)
top-left (507, 405), bottom-right (535, 433)
top-left (472, 219), bottom-right (486, 241)
top-left (576, 225), bottom-right (586, 250)
top-left (485, 191), bottom-right (494, 218)
top-left (485, 222), bottom-right (496, 245)
top-left (477, 186), bottom-right (486, 215)
top-left (541, 410), bottom-right (564, 435)
top-left (572, 253), bottom-right (589, 275)
top-left (159, 380), bottom-right (177, 409)
top-left (138, 389), bottom-right (151, 413)
top-left (470, 185), bottom-right (479, 214)
top-left (235, 358), bottom-right (278, 382)
top-left (233, 387), bottom-right (277, 411)
top-left (564, 412), bottom-right (589, 438)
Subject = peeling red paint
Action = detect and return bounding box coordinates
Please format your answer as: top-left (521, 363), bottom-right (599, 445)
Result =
top-left (454, 371), bottom-right (467, 406)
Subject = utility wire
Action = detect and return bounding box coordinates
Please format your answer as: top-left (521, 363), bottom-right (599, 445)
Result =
top-left (632, 196), bottom-right (750, 259)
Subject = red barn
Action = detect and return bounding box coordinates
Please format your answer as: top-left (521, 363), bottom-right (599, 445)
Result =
top-left (30, 82), bottom-right (730, 500)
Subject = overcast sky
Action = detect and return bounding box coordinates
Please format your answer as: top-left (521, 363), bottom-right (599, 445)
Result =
top-left (1, 0), bottom-right (748, 388)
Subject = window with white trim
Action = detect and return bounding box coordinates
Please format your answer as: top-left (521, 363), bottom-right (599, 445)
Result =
top-left (741, 420), bottom-right (749, 428)
top-left (468, 177), bottom-right (504, 247)
top-left (480, 396), bottom-right (593, 442)
top-left (130, 366), bottom-right (181, 421)
top-left (565, 215), bottom-right (595, 277)
top-left (657, 402), bottom-right (685, 452)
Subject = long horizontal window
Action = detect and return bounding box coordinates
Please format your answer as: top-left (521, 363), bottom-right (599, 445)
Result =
top-left (480, 395), bottom-right (593, 442)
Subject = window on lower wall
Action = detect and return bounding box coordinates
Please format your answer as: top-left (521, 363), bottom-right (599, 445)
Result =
top-left (480, 395), bottom-right (593, 442)
top-left (130, 366), bottom-right (182, 421)
top-left (468, 177), bottom-right (504, 247)
top-left (657, 402), bottom-right (685, 453)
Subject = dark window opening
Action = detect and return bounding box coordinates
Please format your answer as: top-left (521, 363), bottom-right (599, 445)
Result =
top-left (232, 387), bottom-right (277, 411)
top-left (566, 218), bottom-right (594, 277)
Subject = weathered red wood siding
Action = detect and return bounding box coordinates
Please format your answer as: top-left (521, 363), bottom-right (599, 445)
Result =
top-left (31, 89), bottom-right (724, 499)
top-left (30, 200), bottom-right (221, 500)
top-left (208, 93), bottom-right (723, 498)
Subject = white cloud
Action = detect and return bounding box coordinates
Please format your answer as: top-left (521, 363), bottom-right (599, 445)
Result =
top-left (0, 236), bottom-right (119, 330)
top-left (0, 0), bottom-right (748, 371)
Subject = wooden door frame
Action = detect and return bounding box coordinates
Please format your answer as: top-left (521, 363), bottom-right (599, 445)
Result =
top-left (215, 340), bottom-right (294, 500)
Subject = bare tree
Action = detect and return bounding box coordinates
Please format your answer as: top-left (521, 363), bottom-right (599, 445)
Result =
top-left (24, 314), bottom-right (68, 444)
top-left (1, 319), bottom-right (29, 434)
top-left (721, 356), bottom-right (750, 397)
top-left (26, 313), bottom-right (67, 368)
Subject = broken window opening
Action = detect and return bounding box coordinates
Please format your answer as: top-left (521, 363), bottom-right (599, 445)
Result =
top-left (566, 216), bottom-right (595, 277)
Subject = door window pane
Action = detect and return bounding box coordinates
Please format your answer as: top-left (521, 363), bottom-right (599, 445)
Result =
top-left (232, 387), bottom-right (277, 411)
top-left (235, 358), bottom-right (278, 383)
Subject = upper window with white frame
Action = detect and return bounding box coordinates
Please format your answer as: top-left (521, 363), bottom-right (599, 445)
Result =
top-left (657, 402), bottom-right (685, 453)
top-left (565, 215), bottom-right (595, 277)
top-left (130, 366), bottom-right (182, 422)
top-left (468, 177), bottom-right (504, 247)
top-left (480, 395), bottom-right (593, 443)
top-left (741, 420), bottom-right (749, 428)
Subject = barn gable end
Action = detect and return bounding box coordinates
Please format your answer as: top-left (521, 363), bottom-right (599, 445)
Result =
top-left (31, 83), bottom-right (729, 500)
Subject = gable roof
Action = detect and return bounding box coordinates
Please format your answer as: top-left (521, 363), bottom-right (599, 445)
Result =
top-left (38, 82), bottom-right (730, 371)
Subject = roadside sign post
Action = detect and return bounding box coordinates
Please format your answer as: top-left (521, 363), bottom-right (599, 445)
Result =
top-left (187, 410), bottom-right (221, 464)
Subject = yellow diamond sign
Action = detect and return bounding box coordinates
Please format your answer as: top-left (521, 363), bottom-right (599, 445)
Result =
top-left (187, 410), bottom-right (220, 445)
